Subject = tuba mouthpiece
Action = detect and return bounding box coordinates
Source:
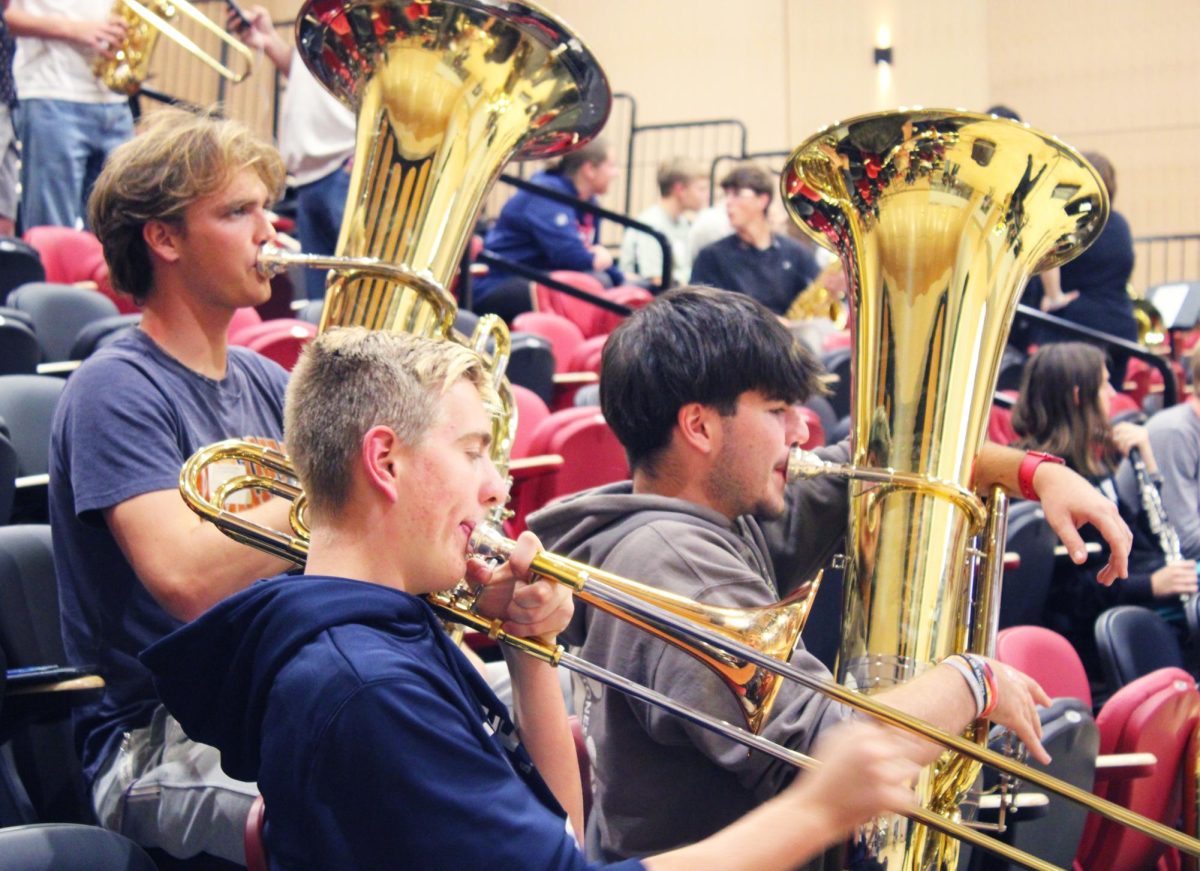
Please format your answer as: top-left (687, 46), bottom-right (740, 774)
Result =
top-left (786, 446), bottom-right (828, 482)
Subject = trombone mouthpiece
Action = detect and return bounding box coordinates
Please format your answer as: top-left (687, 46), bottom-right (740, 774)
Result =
top-left (467, 522), bottom-right (513, 564)
top-left (787, 446), bottom-right (828, 482)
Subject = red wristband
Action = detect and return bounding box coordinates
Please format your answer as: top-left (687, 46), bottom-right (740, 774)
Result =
top-left (1017, 450), bottom-right (1064, 501)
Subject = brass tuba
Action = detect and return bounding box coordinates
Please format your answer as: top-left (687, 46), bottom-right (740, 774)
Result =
top-left (255, 0), bottom-right (611, 478)
top-left (782, 111), bottom-right (1108, 869)
top-left (94, 0), bottom-right (255, 96)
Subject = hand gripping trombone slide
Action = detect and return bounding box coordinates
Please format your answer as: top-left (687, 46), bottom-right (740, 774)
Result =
top-left (176, 440), bottom-right (1200, 871)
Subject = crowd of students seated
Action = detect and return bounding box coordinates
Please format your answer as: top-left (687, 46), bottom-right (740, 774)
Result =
top-left (0, 18), bottom-right (1196, 867)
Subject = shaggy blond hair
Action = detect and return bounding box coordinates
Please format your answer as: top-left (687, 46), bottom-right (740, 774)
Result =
top-left (88, 106), bottom-right (285, 304)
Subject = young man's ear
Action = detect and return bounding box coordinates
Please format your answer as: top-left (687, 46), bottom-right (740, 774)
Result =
top-left (143, 219), bottom-right (184, 265)
top-left (675, 402), bottom-right (721, 456)
top-left (361, 426), bottom-right (403, 503)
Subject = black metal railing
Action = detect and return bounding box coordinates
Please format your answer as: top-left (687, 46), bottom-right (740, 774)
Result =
top-left (1013, 304), bottom-right (1177, 406)
top-left (469, 252), bottom-right (634, 317)
top-left (496, 173), bottom-right (673, 289)
top-left (624, 119), bottom-right (748, 219)
top-left (1133, 233), bottom-right (1200, 292)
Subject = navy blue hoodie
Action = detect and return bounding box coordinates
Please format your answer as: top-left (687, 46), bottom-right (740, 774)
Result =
top-left (141, 575), bottom-right (644, 871)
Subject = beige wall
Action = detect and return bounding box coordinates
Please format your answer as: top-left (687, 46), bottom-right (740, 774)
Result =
top-left (155, 1), bottom-right (1198, 256)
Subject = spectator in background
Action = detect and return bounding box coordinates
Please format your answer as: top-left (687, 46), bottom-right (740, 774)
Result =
top-left (619, 156), bottom-right (708, 289)
top-left (1013, 342), bottom-right (1195, 680)
top-left (6, 1), bottom-right (132, 229)
top-left (690, 163), bottom-right (819, 316)
top-left (0, 3), bottom-right (17, 236)
top-left (232, 5), bottom-right (357, 301)
top-left (474, 137), bottom-right (621, 321)
top-left (1137, 344), bottom-right (1200, 560)
top-left (1035, 152), bottom-right (1138, 388)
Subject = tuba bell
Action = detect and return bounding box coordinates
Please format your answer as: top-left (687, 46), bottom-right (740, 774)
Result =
top-left (782, 110), bottom-right (1108, 869)
top-left (258, 0), bottom-right (611, 479)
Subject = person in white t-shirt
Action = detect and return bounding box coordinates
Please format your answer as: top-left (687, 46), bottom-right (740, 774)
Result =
top-left (233, 5), bottom-right (357, 300)
top-left (619, 157), bottom-right (708, 289)
top-left (6, 0), bottom-right (132, 230)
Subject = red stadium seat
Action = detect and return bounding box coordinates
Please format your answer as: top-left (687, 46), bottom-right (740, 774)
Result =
top-left (22, 227), bottom-right (137, 315)
top-left (507, 407), bottom-right (627, 533)
top-left (1107, 390), bottom-right (1141, 420)
top-left (567, 334), bottom-right (607, 375)
top-left (1076, 669), bottom-right (1200, 871)
top-left (241, 321), bottom-right (318, 371)
top-left (512, 311), bottom-right (597, 408)
top-left (997, 629), bottom-right (1200, 869)
top-left (512, 311), bottom-right (584, 373)
top-left (798, 406), bottom-right (823, 449)
top-left (533, 271), bottom-right (609, 338)
top-left (511, 384), bottom-right (551, 459)
top-left (228, 307), bottom-right (264, 344)
top-left (996, 625), bottom-right (1093, 708)
top-left (533, 272), bottom-right (649, 338)
top-left (988, 391), bottom-right (1019, 446)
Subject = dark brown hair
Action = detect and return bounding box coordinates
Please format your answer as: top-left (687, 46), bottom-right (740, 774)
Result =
top-left (1011, 342), bottom-right (1118, 477)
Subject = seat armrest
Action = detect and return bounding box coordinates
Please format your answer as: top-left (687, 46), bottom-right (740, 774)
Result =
top-left (1093, 751), bottom-right (1157, 782)
top-left (509, 454), bottom-right (564, 483)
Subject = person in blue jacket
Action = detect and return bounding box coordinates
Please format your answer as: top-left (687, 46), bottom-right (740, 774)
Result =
top-left (142, 327), bottom-right (927, 870)
top-left (474, 137), bottom-right (622, 321)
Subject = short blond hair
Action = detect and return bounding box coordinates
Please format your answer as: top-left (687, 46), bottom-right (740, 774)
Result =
top-left (88, 106), bottom-right (286, 304)
top-left (286, 328), bottom-right (497, 518)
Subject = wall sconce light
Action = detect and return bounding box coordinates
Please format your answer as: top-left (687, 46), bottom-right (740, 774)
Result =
top-left (874, 46), bottom-right (893, 66)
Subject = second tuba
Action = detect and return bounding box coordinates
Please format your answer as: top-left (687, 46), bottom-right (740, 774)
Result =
top-left (782, 110), bottom-right (1108, 870)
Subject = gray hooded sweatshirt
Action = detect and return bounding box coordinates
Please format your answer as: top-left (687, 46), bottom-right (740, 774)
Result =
top-left (528, 443), bottom-right (852, 862)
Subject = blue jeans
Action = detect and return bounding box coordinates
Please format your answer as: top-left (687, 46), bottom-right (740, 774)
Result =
top-left (295, 162), bottom-right (351, 300)
top-left (17, 99), bottom-right (133, 230)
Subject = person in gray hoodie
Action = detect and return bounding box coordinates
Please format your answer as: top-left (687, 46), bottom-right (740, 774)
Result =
top-left (528, 286), bottom-right (1134, 862)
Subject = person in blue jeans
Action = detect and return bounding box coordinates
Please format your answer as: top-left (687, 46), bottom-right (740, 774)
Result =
top-left (6, 0), bottom-right (133, 230)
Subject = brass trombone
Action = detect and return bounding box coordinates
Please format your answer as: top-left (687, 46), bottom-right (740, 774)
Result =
top-left (94, 0), bottom-right (255, 96)
top-left (178, 438), bottom-right (1200, 871)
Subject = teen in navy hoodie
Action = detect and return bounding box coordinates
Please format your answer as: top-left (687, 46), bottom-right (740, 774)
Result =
top-left (143, 328), bottom-right (924, 870)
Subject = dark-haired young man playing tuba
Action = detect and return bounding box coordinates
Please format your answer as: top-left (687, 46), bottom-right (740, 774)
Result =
top-left (143, 326), bottom-right (930, 870)
top-left (49, 107), bottom-right (300, 862)
top-left (528, 286), bottom-right (1134, 861)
